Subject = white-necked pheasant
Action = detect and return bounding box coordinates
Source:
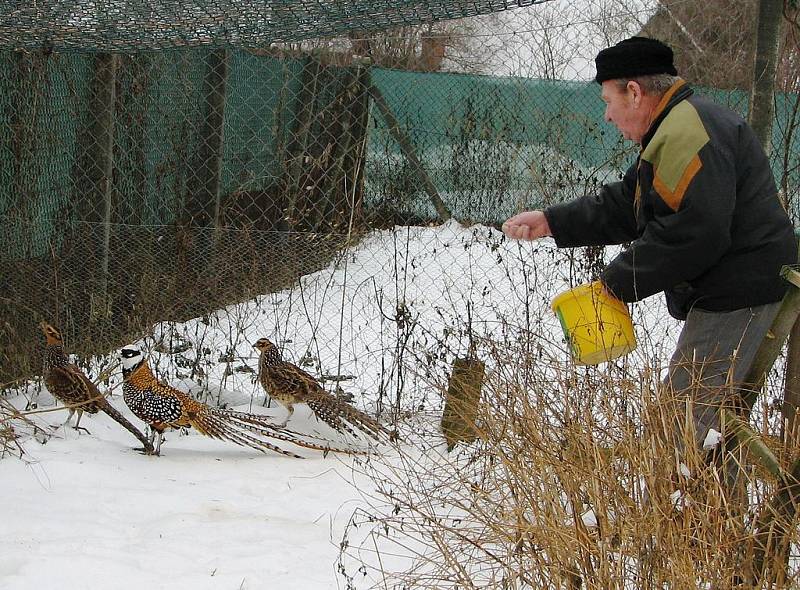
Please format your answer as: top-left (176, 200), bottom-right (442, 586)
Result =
top-left (253, 338), bottom-right (394, 442)
top-left (40, 321), bottom-right (154, 454)
top-left (119, 345), bottom-right (360, 457)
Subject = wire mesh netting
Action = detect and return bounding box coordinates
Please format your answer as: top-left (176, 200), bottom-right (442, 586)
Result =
top-left (1, 0), bottom-right (800, 406)
top-left (0, 0), bottom-right (550, 51)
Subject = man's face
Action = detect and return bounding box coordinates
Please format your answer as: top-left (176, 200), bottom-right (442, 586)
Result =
top-left (600, 80), bottom-right (650, 144)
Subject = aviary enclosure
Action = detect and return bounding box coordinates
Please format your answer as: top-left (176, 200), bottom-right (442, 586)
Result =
top-left (2, 0), bottom-right (800, 587)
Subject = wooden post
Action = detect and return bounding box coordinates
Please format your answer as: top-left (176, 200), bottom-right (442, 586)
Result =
top-left (748, 0), bottom-right (784, 156)
top-left (365, 75), bottom-right (452, 222)
top-left (781, 320), bottom-right (800, 445)
top-left (10, 50), bottom-right (47, 234)
top-left (781, 235), bottom-right (800, 446)
top-left (182, 48), bottom-right (227, 314)
top-left (746, 0), bottom-right (800, 453)
top-left (743, 266), bottom-right (800, 403)
top-left (283, 56), bottom-right (321, 230)
top-left (185, 48), bottom-right (228, 228)
top-left (749, 458), bottom-right (800, 586)
top-left (739, 266), bottom-right (800, 586)
top-left (80, 52), bottom-right (120, 324)
top-left (441, 357), bottom-right (485, 451)
top-left (99, 54), bottom-right (119, 299)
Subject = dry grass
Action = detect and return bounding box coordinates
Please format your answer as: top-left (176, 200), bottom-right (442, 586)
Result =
top-left (340, 343), bottom-right (800, 589)
top-left (0, 396), bottom-right (45, 459)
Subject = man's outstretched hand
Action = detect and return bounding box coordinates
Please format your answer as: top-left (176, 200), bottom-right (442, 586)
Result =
top-left (501, 210), bottom-right (552, 241)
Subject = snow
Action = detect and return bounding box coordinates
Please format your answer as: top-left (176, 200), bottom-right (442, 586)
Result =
top-left (0, 219), bottom-right (771, 588)
top-left (2, 436), bottom-right (361, 589)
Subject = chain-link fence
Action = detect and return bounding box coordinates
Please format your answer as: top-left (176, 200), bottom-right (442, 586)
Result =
top-left (1, 0), bottom-right (799, 413)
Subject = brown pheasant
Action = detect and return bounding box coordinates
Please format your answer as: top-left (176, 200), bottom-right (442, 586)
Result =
top-left (119, 345), bottom-right (360, 457)
top-left (40, 321), bottom-right (154, 454)
top-left (253, 338), bottom-right (394, 442)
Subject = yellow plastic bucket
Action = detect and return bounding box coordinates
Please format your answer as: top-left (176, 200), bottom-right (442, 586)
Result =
top-left (551, 281), bottom-right (636, 365)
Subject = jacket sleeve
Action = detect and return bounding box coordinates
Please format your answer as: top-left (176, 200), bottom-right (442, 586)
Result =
top-left (601, 141), bottom-right (736, 303)
top-left (544, 163), bottom-right (639, 247)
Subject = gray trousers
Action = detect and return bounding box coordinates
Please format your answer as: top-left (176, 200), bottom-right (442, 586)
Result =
top-left (664, 301), bottom-right (782, 486)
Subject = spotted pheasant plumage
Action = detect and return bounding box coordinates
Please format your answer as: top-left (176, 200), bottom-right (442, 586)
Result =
top-left (254, 338), bottom-right (394, 442)
top-left (40, 321), bottom-right (154, 454)
top-left (119, 346), bottom-right (360, 457)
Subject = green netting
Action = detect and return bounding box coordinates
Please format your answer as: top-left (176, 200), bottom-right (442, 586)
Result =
top-left (370, 69), bottom-right (619, 164)
top-left (0, 0), bottom-right (545, 51)
top-left (1, 48), bottom-right (799, 262)
top-left (0, 52), bottom-right (90, 257)
top-left (365, 68), bottom-right (630, 222)
top-left (222, 52), bottom-right (303, 197)
top-left (112, 52), bottom-right (208, 226)
top-left (365, 68), bottom-right (800, 221)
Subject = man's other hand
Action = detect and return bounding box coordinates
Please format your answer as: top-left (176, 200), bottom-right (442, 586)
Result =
top-left (501, 211), bottom-right (552, 241)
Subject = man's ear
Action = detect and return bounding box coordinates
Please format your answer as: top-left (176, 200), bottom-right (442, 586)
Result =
top-left (627, 80), bottom-right (644, 106)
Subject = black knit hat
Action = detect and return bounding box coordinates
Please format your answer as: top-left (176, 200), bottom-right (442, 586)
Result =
top-left (594, 36), bottom-right (678, 84)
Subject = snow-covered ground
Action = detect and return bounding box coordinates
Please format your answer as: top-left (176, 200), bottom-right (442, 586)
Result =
top-left (0, 418), bottom-right (373, 589)
top-left (0, 220), bottom-right (737, 589)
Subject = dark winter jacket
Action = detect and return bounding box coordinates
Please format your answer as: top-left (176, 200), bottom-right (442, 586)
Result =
top-left (544, 80), bottom-right (797, 320)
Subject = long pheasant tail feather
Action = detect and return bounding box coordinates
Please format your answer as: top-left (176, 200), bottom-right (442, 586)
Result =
top-left (304, 398), bottom-right (358, 438)
top-left (219, 421), bottom-right (305, 458)
top-left (215, 409), bottom-right (366, 455)
top-left (309, 398), bottom-right (393, 443)
top-left (221, 409), bottom-right (356, 448)
top-left (340, 406), bottom-right (381, 437)
top-left (344, 406), bottom-right (396, 442)
top-left (240, 421), bottom-right (366, 455)
top-left (191, 411), bottom-right (305, 458)
top-left (221, 408), bottom-right (311, 434)
top-left (101, 402), bottom-right (155, 454)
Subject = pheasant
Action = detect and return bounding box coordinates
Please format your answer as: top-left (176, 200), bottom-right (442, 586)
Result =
top-left (119, 345), bottom-right (360, 457)
top-left (40, 321), bottom-right (154, 454)
top-left (253, 338), bottom-right (394, 442)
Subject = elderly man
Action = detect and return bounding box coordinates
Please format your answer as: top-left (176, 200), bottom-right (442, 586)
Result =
top-left (503, 36), bottom-right (797, 488)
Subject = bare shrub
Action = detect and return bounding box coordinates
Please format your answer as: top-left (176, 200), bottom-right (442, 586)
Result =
top-left (338, 339), bottom-right (796, 588)
top-left (0, 393), bottom-right (52, 459)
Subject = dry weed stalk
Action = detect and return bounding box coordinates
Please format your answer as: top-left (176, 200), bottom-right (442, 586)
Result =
top-left (0, 397), bottom-right (43, 459)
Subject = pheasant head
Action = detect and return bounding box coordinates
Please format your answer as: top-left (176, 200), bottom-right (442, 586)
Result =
top-left (40, 321), bottom-right (64, 346)
top-left (253, 338), bottom-right (282, 365)
top-left (40, 321), bottom-right (68, 370)
top-left (119, 345), bottom-right (146, 379)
